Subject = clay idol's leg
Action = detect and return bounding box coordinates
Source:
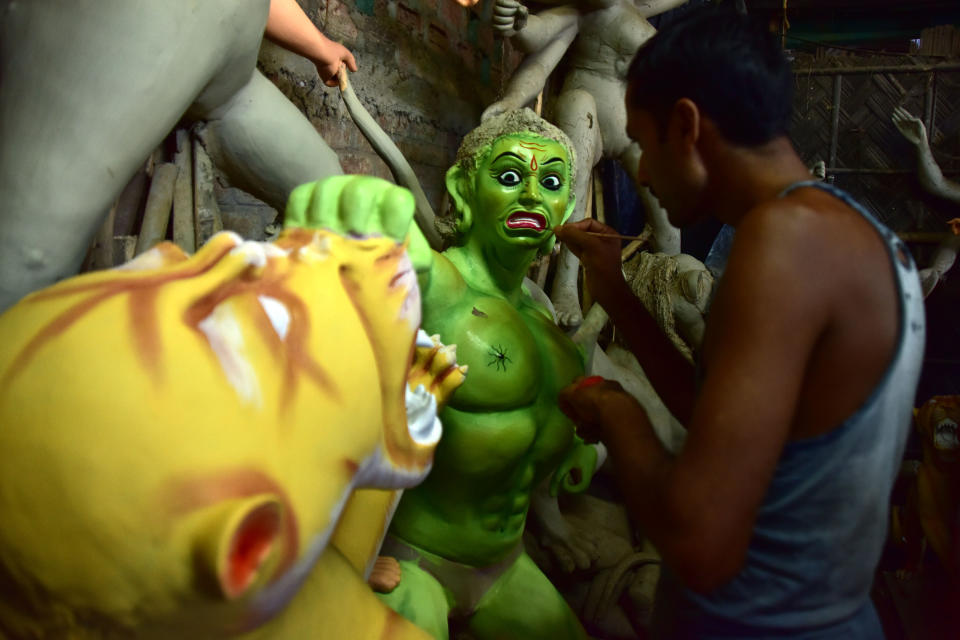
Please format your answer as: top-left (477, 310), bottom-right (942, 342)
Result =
top-left (467, 552), bottom-right (587, 640)
top-left (549, 89), bottom-right (602, 329)
top-left (378, 558), bottom-right (452, 640)
top-left (0, 0), bottom-right (264, 312)
top-left (197, 69), bottom-right (343, 214)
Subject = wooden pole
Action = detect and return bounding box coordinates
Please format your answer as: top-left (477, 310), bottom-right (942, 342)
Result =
top-left (826, 167), bottom-right (960, 176)
top-left (85, 201), bottom-right (118, 271)
top-left (135, 163), bottom-right (179, 256)
top-left (592, 166), bottom-right (605, 225)
top-left (193, 139), bottom-right (223, 249)
top-left (793, 62), bottom-right (960, 76)
top-left (828, 75), bottom-right (842, 173)
top-left (898, 231), bottom-right (956, 243)
top-left (172, 129), bottom-right (195, 253)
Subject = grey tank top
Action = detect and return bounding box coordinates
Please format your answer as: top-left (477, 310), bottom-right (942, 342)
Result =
top-left (661, 181), bottom-right (926, 638)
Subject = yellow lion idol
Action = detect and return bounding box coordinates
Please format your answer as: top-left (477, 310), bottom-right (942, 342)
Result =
top-left (0, 229), bottom-right (464, 638)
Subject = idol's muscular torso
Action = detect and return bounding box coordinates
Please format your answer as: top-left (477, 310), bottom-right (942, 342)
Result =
top-left (389, 248), bottom-right (584, 565)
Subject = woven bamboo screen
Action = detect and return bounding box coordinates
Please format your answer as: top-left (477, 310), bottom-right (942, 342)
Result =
top-left (790, 54), bottom-right (960, 235)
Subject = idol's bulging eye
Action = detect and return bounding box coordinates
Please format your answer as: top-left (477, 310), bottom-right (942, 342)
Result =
top-left (541, 174), bottom-right (562, 191)
top-left (497, 170), bottom-right (522, 187)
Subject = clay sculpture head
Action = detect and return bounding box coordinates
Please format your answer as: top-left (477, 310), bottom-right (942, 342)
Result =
top-left (0, 229), bottom-right (463, 638)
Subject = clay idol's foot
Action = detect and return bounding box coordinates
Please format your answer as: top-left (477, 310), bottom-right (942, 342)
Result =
top-left (551, 283), bottom-right (584, 329)
top-left (541, 522), bottom-right (600, 573)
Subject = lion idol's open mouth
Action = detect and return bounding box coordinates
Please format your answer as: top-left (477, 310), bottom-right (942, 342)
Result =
top-left (506, 212), bottom-right (548, 232)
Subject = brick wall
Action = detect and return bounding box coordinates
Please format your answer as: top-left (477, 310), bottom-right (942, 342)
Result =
top-left (241, 0), bottom-right (524, 227)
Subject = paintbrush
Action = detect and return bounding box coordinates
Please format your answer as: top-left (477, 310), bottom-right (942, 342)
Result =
top-left (549, 227), bottom-right (651, 243)
top-left (580, 231), bottom-right (649, 241)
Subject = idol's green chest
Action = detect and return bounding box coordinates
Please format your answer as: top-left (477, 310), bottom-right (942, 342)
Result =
top-left (420, 289), bottom-right (584, 483)
top-left (424, 292), bottom-right (583, 414)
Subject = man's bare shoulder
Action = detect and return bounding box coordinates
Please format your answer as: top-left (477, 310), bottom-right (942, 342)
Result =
top-left (715, 187), bottom-right (899, 437)
top-left (733, 187), bottom-right (877, 279)
top-left (726, 197), bottom-right (826, 284)
top-left (706, 194), bottom-right (849, 354)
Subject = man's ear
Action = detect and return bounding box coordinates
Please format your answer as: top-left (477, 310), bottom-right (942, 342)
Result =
top-left (445, 166), bottom-right (473, 236)
top-left (670, 98), bottom-right (701, 151)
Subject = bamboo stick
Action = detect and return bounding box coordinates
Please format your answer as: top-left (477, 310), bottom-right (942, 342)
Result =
top-left (172, 129), bottom-right (195, 253)
top-left (84, 201), bottom-right (118, 271)
top-left (135, 163), bottom-right (179, 256)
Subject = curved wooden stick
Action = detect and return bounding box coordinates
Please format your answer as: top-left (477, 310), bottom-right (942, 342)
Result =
top-left (338, 67), bottom-right (443, 250)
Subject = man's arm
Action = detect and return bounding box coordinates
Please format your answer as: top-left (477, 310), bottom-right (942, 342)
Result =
top-left (556, 218), bottom-right (696, 422)
top-left (265, 0), bottom-right (358, 86)
top-left (559, 206), bottom-right (829, 591)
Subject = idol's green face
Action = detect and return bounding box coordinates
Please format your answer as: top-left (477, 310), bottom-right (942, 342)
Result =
top-left (470, 135), bottom-right (571, 249)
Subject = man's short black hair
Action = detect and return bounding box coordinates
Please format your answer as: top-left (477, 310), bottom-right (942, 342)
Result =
top-left (627, 7), bottom-right (794, 147)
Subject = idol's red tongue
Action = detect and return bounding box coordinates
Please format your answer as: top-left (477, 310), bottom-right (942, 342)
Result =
top-left (506, 212), bottom-right (546, 231)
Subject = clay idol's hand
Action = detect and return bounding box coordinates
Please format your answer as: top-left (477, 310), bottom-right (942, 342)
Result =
top-left (892, 107), bottom-right (928, 148)
top-left (284, 176), bottom-right (432, 271)
top-left (549, 439), bottom-right (597, 496)
top-left (482, 98), bottom-right (522, 122)
top-left (368, 556), bottom-right (402, 593)
top-left (554, 218), bottom-right (630, 311)
top-left (491, 0), bottom-right (529, 37)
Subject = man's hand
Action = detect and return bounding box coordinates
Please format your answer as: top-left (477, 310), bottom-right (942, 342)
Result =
top-left (892, 106), bottom-right (928, 148)
top-left (492, 0), bottom-right (529, 37)
top-left (313, 39), bottom-right (358, 87)
top-left (554, 219), bottom-right (631, 311)
top-left (558, 375), bottom-right (644, 445)
top-left (265, 0), bottom-right (358, 87)
top-left (284, 176), bottom-right (432, 271)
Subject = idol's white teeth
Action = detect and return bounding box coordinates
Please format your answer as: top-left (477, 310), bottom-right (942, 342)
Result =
top-left (415, 329), bottom-right (436, 349)
top-left (934, 419), bottom-right (959, 451)
top-left (405, 383), bottom-right (442, 446)
top-left (506, 212), bottom-right (547, 231)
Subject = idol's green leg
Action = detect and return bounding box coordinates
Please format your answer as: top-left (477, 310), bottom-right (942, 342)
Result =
top-left (467, 552), bottom-right (587, 640)
top-left (377, 558), bottom-right (452, 640)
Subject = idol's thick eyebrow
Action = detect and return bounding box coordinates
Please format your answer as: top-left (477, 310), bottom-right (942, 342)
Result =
top-left (542, 157), bottom-right (564, 166)
top-left (493, 151), bottom-right (526, 163)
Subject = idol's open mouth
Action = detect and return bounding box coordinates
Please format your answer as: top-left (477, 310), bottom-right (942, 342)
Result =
top-left (506, 212), bottom-right (548, 232)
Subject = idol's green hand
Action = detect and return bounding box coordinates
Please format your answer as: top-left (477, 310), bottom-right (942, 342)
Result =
top-left (549, 439), bottom-right (597, 497)
top-left (284, 176), bottom-right (433, 272)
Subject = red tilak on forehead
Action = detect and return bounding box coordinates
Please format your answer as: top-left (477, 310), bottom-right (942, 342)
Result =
top-left (519, 141), bottom-right (546, 171)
